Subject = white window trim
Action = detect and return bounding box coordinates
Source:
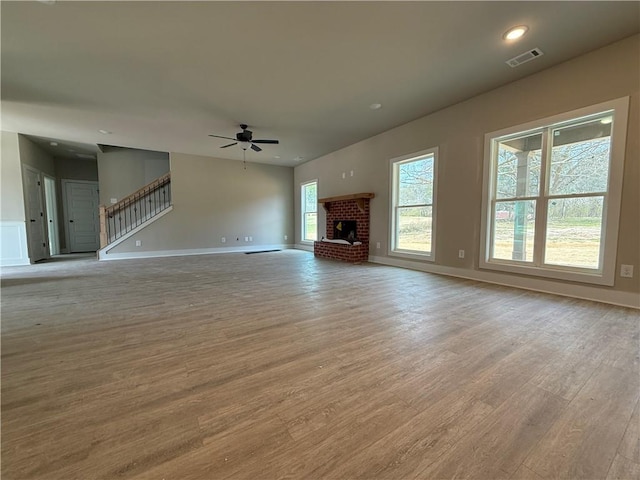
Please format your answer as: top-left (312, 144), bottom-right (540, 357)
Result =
top-left (300, 179), bottom-right (318, 244)
top-left (388, 147), bottom-right (438, 262)
top-left (479, 97), bottom-right (629, 286)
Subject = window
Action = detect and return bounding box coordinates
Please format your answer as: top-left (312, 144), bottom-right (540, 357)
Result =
top-left (390, 148), bottom-right (438, 260)
top-left (480, 98), bottom-right (629, 285)
top-left (301, 180), bottom-right (317, 242)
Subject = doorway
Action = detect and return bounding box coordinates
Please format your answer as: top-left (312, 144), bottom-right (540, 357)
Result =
top-left (43, 175), bottom-right (60, 256)
top-left (22, 166), bottom-right (49, 262)
top-left (62, 180), bottom-right (100, 253)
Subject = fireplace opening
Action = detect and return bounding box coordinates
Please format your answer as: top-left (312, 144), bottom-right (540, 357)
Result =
top-left (333, 220), bottom-right (358, 243)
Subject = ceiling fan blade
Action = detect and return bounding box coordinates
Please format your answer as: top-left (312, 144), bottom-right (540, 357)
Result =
top-left (209, 134), bottom-right (236, 141)
top-left (252, 139), bottom-right (279, 144)
top-left (250, 144), bottom-right (262, 152)
top-left (220, 142), bottom-right (237, 149)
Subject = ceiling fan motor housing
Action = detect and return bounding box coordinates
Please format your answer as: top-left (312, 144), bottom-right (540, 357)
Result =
top-left (209, 124), bottom-right (278, 152)
top-left (237, 129), bottom-right (253, 141)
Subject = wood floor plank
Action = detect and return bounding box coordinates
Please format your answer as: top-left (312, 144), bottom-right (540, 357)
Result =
top-left (243, 389), bottom-right (415, 480)
top-left (417, 383), bottom-right (568, 479)
top-left (321, 389), bottom-right (495, 479)
top-left (606, 454), bottom-right (640, 480)
top-left (1, 251), bottom-right (638, 479)
top-left (529, 349), bottom-right (602, 402)
top-left (524, 364), bottom-right (640, 479)
top-left (618, 399), bottom-right (640, 464)
top-left (460, 341), bottom-right (559, 409)
top-left (511, 463), bottom-right (545, 479)
top-left (130, 413), bottom-right (292, 480)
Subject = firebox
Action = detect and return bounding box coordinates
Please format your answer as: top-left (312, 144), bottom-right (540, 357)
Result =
top-left (333, 220), bottom-right (358, 243)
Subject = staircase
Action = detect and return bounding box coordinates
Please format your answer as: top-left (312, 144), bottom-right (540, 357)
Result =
top-left (99, 173), bottom-right (171, 248)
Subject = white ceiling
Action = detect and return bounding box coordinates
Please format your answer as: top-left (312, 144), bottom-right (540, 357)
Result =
top-left (2, 1), bottom-right (638, 167)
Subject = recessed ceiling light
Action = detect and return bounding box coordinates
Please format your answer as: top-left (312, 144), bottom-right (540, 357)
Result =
top-left (503, 25), bottom-right (529, 41)
top-left (369, 103), bottom-right (382, 110)
top-left (98, 129), bottom-right (112, 135)
top-left (49, 141), bottom-right (58, 146)
top-left (273, 155), bottom-right (281, 159)
top-left (293, 156), bottom-right (304, 162)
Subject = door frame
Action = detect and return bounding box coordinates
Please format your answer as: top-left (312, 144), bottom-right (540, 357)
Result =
top-left (22, 164), bottom-right (50, 262)
top-left (61, 179), bottom-right (100, 253)
top-left (43, 175), bottom-right (60, 256)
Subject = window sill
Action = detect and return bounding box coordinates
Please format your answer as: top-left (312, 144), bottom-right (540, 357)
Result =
top-left (389, 250), bottom-right (435, 262)
top-left (479, 260), bottom-right (614, 286)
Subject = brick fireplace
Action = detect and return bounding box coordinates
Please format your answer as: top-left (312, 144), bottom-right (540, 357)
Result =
top-left (314, 193), bottom-right (374, 263)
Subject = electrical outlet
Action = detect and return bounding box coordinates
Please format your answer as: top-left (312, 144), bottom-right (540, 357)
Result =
top-left (244, 236), bottom-right (249, 242)
top-left (376, 242), bottom-right (381, 249)
top-left (458, 249), bottom-right (465, 259)
top-left (342, 172), bottom-right (346, 179)
top-left (135, 240), bottom-right (141, 247)
top-left (249, 236), bottom-right (253, 242)
top-left (284, 235), bottom-right (288, 241)
top-left (350, 170), bottom-right (354, 177)
top-left (221, 237), bottom-right (226, 243)
top-left (620, 264), bottom-right (634, 278)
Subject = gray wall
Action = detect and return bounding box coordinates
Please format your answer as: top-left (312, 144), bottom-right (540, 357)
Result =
top-left (97, 146), bottom-right (170, 205)
top-left (55, 158), bottom-right (99, 183)
top-left (294, 35), bottom-right (639, 295)
top-left (108, 152), bottom-right (294, 253)
top-left (1, 131), bottom-right (25, 221)
top-left (18, 134), bottom-right (56, 177)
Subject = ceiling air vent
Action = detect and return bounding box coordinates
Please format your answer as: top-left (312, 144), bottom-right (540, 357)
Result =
top-left (506, 48), bottom-right (544, 68)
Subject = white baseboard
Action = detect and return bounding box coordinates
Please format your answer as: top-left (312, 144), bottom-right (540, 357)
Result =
top-left (0, 221), bottom-right (30, 266)
top-left (99, 244), bottom-right (294, 261)
top-left (295, 243), bottom-right (314, 252)
top-left (368, 255), bottom-right (640, 309)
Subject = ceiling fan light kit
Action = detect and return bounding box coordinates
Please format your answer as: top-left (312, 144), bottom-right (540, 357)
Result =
top-left (209, 124), bottom-right (279, 153)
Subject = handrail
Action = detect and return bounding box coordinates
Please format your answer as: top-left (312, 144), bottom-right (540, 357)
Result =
top-left (99, 173), bottom-right (172, 248)
top-left (105, 172), bottom-right (171, 215)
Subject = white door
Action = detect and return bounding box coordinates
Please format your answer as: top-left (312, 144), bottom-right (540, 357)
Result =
top-left (63, 180), bottom-right (100, 252)
top-left (23, 167), bottom-right (49, 262)
top-left (44, 176), bottom-right (60, 256)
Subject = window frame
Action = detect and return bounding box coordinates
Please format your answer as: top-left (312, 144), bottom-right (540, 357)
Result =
top-left (479, 97), bottom-right (629, 286)
top-left (300, 180), bottom-right (318, 244)
top-left (389, 147), bottom-right (438, 261)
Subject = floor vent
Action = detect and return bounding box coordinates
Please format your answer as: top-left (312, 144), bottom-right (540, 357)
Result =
top-left (506, 48), bottom-right (544, 68)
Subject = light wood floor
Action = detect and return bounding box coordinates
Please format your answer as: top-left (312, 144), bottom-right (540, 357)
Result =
top-left (1, 250), bottom-right (638, 479)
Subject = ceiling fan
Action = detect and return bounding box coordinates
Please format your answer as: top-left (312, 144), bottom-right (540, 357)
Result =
top-left (208, 124), bottom-right (279, 152)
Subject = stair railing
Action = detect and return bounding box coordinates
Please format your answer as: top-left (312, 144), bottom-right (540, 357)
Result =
top-left (99, 173), bottom-right (171, 248)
